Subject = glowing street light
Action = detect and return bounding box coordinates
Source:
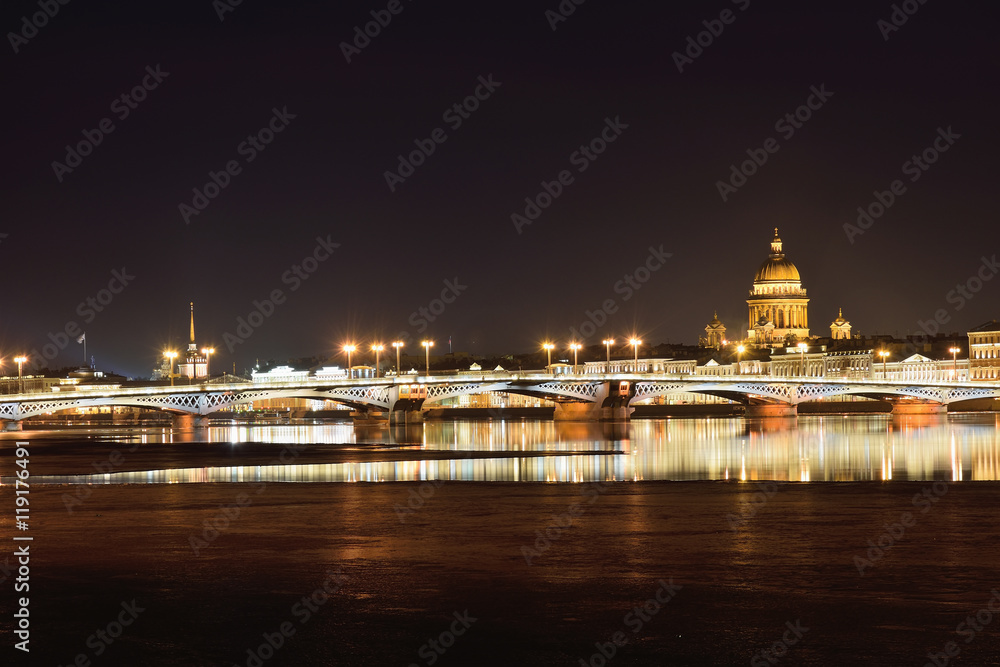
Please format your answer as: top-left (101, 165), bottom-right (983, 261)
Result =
top-left (603, 338), bottom-right (614, 371)
top-left (543, 342), bottom-right (555, 373)
top-left (14, 356), bottom-right (27, 393)
top-left (737, 344), bottom-right (745, 374)
top-left (629, 338), bottom-right (641, 372)
top-left (878, 349), bottom-right (890, 380)
top-left (201, 347), bottom-right (214, 381)
top-left (371, 343), bottom-right (384, 377)
top-left (797, 342), bottom-right (808, 377)
top-left (392, 341), bottom-right (404, 375)
top-left (569, 343), bottom-right (582, 372)
top-left (421, 340), bottom-right (434, 375)
top-left (164, 351), bottom-right (178, 387)
top-left (343, 344), bottom-right (356, 378)
top-left (949, 346), bottom-right (961, 380)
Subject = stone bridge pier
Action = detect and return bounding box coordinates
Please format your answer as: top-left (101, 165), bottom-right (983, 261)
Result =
top-left (553, 382), bottom-right (634, 421)
top-left (2, 420), bottom-right (22, 432)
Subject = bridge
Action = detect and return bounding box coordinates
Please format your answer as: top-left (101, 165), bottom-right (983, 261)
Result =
top-left (3, 371), bottom-right (999, 429)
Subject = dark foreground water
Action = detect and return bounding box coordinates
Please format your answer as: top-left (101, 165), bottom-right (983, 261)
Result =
top-left (3, 415), bottom-right (1000, 665)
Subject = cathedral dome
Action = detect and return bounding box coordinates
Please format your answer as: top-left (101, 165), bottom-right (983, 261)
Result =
top-left (753, 228), bottom-right (800, 283)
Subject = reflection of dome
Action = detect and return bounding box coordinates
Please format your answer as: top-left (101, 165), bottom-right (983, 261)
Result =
top-left (753, 228), bottom-right (800, 282)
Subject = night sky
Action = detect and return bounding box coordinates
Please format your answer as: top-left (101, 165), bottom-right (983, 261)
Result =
top-left (4, 0), bottom-right (998, 377)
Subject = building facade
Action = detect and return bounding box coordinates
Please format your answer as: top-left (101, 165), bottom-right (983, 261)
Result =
top-left (968, 320), bottom-right (1000, 381)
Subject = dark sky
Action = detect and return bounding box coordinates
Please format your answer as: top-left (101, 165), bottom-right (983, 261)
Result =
top-left (3, 0), bottom-right (998, 377)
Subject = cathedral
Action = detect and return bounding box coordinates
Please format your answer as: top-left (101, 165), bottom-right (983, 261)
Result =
top-left (745, 228), bottom-right (810, 347)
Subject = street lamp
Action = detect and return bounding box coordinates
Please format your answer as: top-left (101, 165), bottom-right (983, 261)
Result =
top-left (949, 346), bottom-right (960, 379)
top-left (371, 343), bottom-right (384, 378)
top-left (14, 356), bottom-right (27, 393)
top-left (797, 342), bottom-right (807, 377)
top-left (392, 341), bottom-right (404, 375)
top-left (569, 343), bottom-right (581, 372)
top-left (629, 338), bottom-right (641, 372)
top-left (201, 347), bottom-right (214, 381)
top-left (603, 338), bottom-right (614, 372)
top-left (543, 342), bottom-right (555, 373)
top-left (164, 351), bottom-right (177, 387)
top-left (421, 340), bottom-right (434, 375)
top-left (737, 345), bottom-right (745, 374)
top-left (343, 344), bottom-right (356, 378)
top-left (878, 350), bottom-right (889, 380)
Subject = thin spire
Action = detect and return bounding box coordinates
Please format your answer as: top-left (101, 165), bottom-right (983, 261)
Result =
top-left (189, 302), bottom-right (195, 344)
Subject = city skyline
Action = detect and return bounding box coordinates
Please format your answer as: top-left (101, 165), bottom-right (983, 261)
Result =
top-left (4, 1), bottom-right (998, 378)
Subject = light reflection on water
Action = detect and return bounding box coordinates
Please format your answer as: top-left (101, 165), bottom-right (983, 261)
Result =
top-left (7, 413), bottom-right (1000, 484)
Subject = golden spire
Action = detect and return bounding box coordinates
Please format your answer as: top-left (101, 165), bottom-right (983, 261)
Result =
top-left (770, 228), bottom-right (784, 257)
top-left (189, 302), bottom-right (196, 344)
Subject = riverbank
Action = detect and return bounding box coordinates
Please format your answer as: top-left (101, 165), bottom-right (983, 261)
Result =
top-left (7, 481), bottom-right (1000, 665)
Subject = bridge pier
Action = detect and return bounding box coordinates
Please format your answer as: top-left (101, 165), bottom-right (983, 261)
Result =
top-left (553, 402), bottom-right (601, 421)
top-left (2, 420), bottom-right (22, 432)
top-left (389, 410), bottom-right (424, 425)
top-left (745, 404), bottom-right (797, 418)
top-left (171, 414), bottom-right (210, 429)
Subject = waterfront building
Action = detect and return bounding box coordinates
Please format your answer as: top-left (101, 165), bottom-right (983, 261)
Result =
top-left (177, 302), bottom-right (208, 379)
top-left (968, 320), bottom-right (1000, 380)
top-left (747, 228), bottom-right (810, 347)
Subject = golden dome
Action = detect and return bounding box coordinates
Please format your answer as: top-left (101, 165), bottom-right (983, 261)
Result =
top-left (753, 227), bottom-right (801, 283)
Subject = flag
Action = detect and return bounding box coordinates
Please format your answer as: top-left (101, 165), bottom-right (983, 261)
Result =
top-left (77, 333), bottom-right (86, 344)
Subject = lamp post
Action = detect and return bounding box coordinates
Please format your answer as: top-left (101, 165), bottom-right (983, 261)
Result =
top-left (392, 341), bottom-right (404, 375)
top-left (569, 343), bottom-right (581, 372)
top-left (737, 345), bottom-right (745, 375)
top-left (629, 338), bottom-right (641, 372)
top-left (371, 343), bottom-right (384, 378)
top-left (14, 356), bottom-right (27, 394)
top-left (421, 341), bottom-right (434, 375)
top-left (164, 351), bottom-right (177, 387)
top-left (343, 344), bottom-right (356, 378)
top-left (543, 343), bottom-right (554, 373)
top-left (201, 347), bottom-right (214, 381)
top-left (949, 346), bottom-right (960, 380)
top-left (797, 342), bottom-right (807, 377)
top-left (879, 350), bottom-right (889, 380)
top-left (603, 338), bottom-right (614, 372)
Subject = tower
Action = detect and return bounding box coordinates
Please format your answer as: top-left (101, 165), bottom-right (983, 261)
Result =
top-left (746, 228), bottom-right (810, 347)
top-left (830, 308), bottom-right (852, 340)
top-left (703, 312), bottom-right (727, 349)
top-left (178, 302), bottom-right (208, 379)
